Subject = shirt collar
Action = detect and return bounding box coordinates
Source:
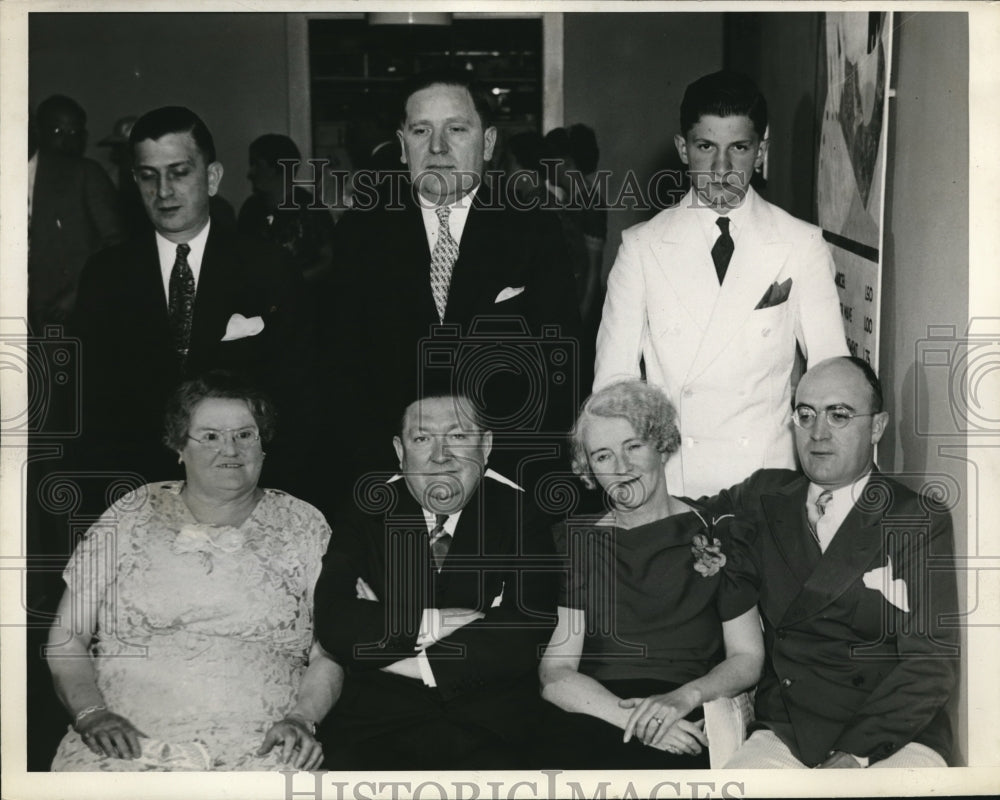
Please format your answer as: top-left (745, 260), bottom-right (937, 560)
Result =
top-left (693, 184), bottom-right (756, 242)
top-left (156, 218), bottom-right (211, 295)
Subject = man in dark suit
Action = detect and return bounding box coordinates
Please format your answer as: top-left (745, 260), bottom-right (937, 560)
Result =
top-left (72, 106), bottom-right (312, 503)
top-left (312, 392), bottom-right (558, 769)
top-left (325, 72), bottom-right (581, 514)
top-left (710, 356), bottom-right (959, 768)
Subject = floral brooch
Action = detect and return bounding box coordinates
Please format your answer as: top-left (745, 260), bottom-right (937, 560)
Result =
top-left (690, 512), bottom-right (733, 577)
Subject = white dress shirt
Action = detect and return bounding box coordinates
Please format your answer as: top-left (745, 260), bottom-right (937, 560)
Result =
top-left (417, 185), bottom-right (479, 252)
top-left (156, 220), bottom-right (211, 304)
top-left (807, 471), bottom-right (873, 553)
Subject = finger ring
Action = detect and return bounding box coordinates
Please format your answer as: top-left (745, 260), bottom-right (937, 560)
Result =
top-left (652, 717), bottom-right (662, 725)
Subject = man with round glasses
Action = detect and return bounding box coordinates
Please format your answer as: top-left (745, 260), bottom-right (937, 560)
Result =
top-left (705, 356), bottom-right (958, 769)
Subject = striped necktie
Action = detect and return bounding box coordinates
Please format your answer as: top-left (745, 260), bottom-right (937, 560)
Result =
top-left (168, 243), bottom-right (195, 363)
top-left (429, 206), bottom-right (459, 322)
top-left (429, 513), bottom-right (452, 571)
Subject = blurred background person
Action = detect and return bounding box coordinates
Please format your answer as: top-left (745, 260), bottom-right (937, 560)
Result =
top-left (537, 380), bottom-right (762, 768)
top-left (28, 94), bottom-right (125, 332)
top-left (238, 133), bottom-right (335, 286)
top-left (46, 373), bottom-right (338, 771)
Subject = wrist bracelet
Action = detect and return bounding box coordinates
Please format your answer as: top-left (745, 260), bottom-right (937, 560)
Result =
top-left (285, 713), bottom-right (316, 735)
top-left (75, 704), bottom-right (107, 723)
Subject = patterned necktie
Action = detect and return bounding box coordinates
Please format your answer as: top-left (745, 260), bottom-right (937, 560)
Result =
top-left (168, 243), bottom-right (195, 363)
top-left (712, 216), bottom-right (734, 284)
top-left (430, 206), bottom-right (459, 322)
top-left (807, 489), bottom-right (834, 550)
top-left (429, 514), bottom-right (452, 572)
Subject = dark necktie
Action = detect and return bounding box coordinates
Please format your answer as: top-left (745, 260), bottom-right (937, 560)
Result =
top-left (712, 216), bottom-right (734, 284)
top-left (168, 243), bottom-right (195, 363)
top-left (429, 514), bottom-right (452, 571)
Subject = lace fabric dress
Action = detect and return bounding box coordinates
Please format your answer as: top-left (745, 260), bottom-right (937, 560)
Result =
top-left (51, 482), bottom-right (331, 771)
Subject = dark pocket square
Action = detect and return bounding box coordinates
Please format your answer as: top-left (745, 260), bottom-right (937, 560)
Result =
top-left (754, 277), bottom-right (793, 309)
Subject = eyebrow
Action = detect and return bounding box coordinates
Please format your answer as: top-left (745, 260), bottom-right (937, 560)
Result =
top-left (135, 158), bottom-right (195, 171)
top-left (405, 116), bottom-right (473, 128)
top-left (795, 403), bottom-right (858, 411)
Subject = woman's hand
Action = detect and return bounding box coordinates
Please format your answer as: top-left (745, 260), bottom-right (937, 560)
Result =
top-left (620, 686), bottom-right (701, 747)
top-left (646, 719), bottom-right (708, 756)
top-left (75, 708), bottom-right (146, 759)
top-left (257, 715), bottom-right (323, 770)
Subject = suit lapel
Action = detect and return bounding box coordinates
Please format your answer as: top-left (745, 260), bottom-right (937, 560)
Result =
top-left (133, 234), bottom-right (174, 346)
top-left (782, 502), bottom-right (885, 626)
top-left (650, 194), bottom-right (717, 332)
top-left (759, 479), bottom-right (820, 621)
top-left (188, 226), bottom-right (235, 357)
top-left (688, 190), bottom-right (792, 379)
top-left (444, 182), bottom-right (502, 323)
top-left (396, 190), bottom-right (440, 325)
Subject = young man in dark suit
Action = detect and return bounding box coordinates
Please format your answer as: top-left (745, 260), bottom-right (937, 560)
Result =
top-left (711, 356), bottom-right (959, 768)
top-left (312, 392), bottom-right (558, 769)
top-left (71, 106), bottom-right (313, 504)
top-left (325, 73), bottom-right (581, 515)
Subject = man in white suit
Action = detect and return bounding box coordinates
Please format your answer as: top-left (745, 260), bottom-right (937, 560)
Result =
top-left (594, 71), bottom-right (848, 497)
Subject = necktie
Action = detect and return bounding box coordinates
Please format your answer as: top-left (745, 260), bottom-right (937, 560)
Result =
top-left (807, 489), bottom-right (833, 550)
top-left (168, 243), bottom-right (195, 363)
top-left (711, 216), bottom-right (734, 284)
top-left (429, 514), bottom-right (452, 572)
top-left (430, 206), bottom-right (459, 322)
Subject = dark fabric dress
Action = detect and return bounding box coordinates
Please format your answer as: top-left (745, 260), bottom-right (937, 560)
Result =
top-left (536, 508), bottom-right (754, 769)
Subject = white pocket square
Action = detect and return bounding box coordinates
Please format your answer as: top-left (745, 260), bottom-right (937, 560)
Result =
top-left (494, 286), bottom-right (525, 303)
top-left (221, 313), bottom-right (265, 342)
top-left (863, 556), bottom-right (910, 613)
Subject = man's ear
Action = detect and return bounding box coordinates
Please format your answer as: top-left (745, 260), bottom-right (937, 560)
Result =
top-left (871, 411), bottom-right (889, 445)
top-left (674, 133), bottom-right (689, 166)
top-left (754, 137), bottom-right (769, 173)
top-left (483, 126), bottom-right (498, 163)
top-left (392, 435), bottom-right (404, 467)
top-left (396, 129), bottom-right (407, 165)
top-left (480, 430), bottom-right (493, 464)
top-left (207, 161), bottom-right (224, 197)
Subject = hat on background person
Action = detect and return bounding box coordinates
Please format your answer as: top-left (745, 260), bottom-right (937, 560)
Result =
top-left (98, 116), bottom-right (138, 147)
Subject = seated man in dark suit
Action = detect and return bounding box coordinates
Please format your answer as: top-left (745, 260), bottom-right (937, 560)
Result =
top-left (324, 71), bottom-right (581, 516)
top-left (312, 392), bottom-right (558, 769)
top-left (708, 356), bottom-right (959, 768)
top-left (71, 106), bottom-right (313, 505)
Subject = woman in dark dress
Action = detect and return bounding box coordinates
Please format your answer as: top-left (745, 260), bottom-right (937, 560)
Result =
top-left (537, 379), bottom-right (763, 768)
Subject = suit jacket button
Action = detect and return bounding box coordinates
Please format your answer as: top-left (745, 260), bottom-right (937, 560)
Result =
top-left (781, 677), bottom-right (793, 688)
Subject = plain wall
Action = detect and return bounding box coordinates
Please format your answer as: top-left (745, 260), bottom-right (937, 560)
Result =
top-left (29, 12), bottom-right (291, 213)
top-left (562, 12), bottom-right (725, 278)
top-left (880, 12), bottom-right (969, 765)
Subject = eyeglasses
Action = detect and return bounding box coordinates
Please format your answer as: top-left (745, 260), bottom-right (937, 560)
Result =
top-left (791, 406), bottom-right (876, 430)
top-left (187, 428), bottom-right (261, 449)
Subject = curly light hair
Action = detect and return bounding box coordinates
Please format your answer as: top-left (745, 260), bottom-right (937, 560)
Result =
top-left (570, 380), bottom-right (681, 490)
top-left (162, 370), bottom-right (277, 452)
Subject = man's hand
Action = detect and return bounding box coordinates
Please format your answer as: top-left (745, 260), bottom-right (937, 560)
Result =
top-left (816, 750), bottom-right (863, 768)
top-left (257, 715), bottom-right (323, 770)
top-left (75, 709), bottom-right (147, 759)
top-left (415, 607), bottom-right (485, 649)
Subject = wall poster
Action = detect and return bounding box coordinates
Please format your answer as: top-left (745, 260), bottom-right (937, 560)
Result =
top-left (816, 11), bottom-right (893, 370)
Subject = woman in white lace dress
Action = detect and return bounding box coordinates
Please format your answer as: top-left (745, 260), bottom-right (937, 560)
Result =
top-left (47, 372), bottom-right (340, 771)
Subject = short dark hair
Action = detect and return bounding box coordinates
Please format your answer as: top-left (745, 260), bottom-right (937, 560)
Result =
top-left (567, 124), bottom-right (599, 174)
top-left (249, 133), bottom-right (301, 168)
top-left (679, 71), bottom-right (768, 137)
top-left (843, 356), bottom-right (884, 413)
top-left (129, 106), bottom-right (217, 163)
top-left (542, 127), bottom-right (572, 160)
top-left (163, 371), bottom-right (276, 452)
top-left (399, 70), bottom-right (494, 130)
top-left (397, 392), bottom-right (488, 437)
top-left (36, 94), bottom-right (87, 126)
